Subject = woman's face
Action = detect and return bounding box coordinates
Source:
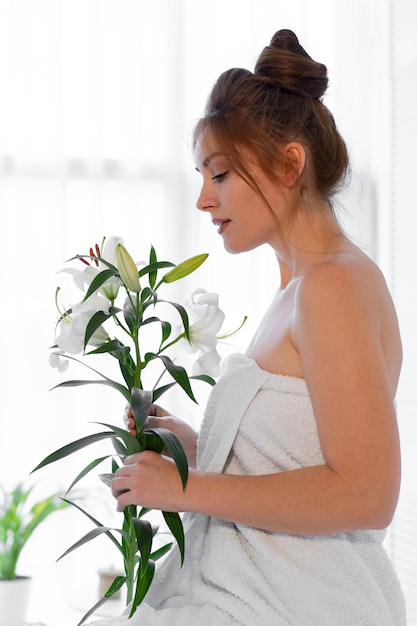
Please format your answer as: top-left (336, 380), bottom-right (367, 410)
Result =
top-left (194, 134), bottom-right (285, 254)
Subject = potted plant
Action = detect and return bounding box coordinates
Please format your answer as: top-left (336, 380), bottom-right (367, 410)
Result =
top-left (0, 482), bottom-right (67, 626)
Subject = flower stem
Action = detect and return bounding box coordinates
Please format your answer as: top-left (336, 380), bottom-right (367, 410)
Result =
top-left (124, 505), bottom-right (137, 605)
top-left (132, 294), bottom-right (143, 389)
top-left (159, 331), bottom-right (186, 353)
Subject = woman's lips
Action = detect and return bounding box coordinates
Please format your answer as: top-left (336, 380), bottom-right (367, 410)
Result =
top-left (213, 219), bottom-right (231, 234)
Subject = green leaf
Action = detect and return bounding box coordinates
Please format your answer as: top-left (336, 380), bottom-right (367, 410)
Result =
top-left (76, 575), bottom-right (126, 624)
top-left (162, 511), bottom-right (185, 566)
top-left (148, 245), bottom-right (157, 289)
top-left (98, 473), bottom-right (114, 488)
top-left (31, 431), bottom-right (117, 473)
top-left (156, 355), bottom-right (196, 403)
top-left (160, 320), bottom-right (172, 344)
top-left (150, 542), bottom-right (173, 561)
top-left (139, 261), bottom-right (175, 278)
top-left (130, 560), bottom-right (155, 616)
top-left (112, 457), bottom-right (121, 472)
top-left (131, 387), bottom-right (153, 431)
top-left (158, 300), bottom-right (190, 340)
top-left (143, 431), bottom-right (164, 454)
top-left (61, 498), bottom-right (123, 555)
top-left (104, 575), bottom-right (126, 597)
top-left (190, 373), bottom-right (216, 387)
top-left (133, 517), bottom-right (153, 576)
top-left (162, 253), bottom-right (208, 283)
top-left (51, 378), bottom-right (131, 403)
top-left (118, 360), bottom-right (135, 391)
top-left (84, 311), bottom-right (110, 347)
top-left (140, 315), bottom-right (162, 327)
top-left (152, 382), bottom-right (177, 402)
top-left (65, 456), bottom-right (111, 495)
top-left (143, 351), bottom-right (158, 367)
top-left (140, 286), bottom-right (157, 306)
top-left (147, 427), bottom-right (188, 489)
top-left (112, 438), bottom-right (127, 458)
top-left (82, 268), bottom-right (119, 301)
top-left (86, 338), bottom-right (130, 357)
top-left (57, 526), bottom-right (117, 562)
top-left (95, 423), bottom-right (142, 456)
top-left (138, 506), bottom-right (151, 519)
top-left (140, 317), bottom-right (172, 346)
top-left (49, 353), bottom-right (131, 402)
top-left (76, 594), bottom-right (114, 626)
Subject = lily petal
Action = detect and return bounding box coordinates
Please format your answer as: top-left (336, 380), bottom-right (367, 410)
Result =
top-left (49, 352), bottom-right (70, 373)
top-left (102, 236), bottom-right (124, 265)
top-left (192, 348), bottom-right (222, 377)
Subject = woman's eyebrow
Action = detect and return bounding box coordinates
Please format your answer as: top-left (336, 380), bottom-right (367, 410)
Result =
top-left (195, 152), bottom-right (224, 173)
top-left (203, 152), bottom-right (223, 167)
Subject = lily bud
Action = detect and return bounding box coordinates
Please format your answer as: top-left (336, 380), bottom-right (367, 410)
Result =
top-left (162, 253), bottom-right (208, 284)
top-left (115, 244), bottom-right (141, 293)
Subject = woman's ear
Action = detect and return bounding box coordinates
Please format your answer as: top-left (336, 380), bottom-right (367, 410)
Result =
top-left (283, 142), bottom-right (306, 187)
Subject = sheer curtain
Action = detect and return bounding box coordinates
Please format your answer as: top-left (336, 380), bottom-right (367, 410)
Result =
top-left (388, 1), bottom-right (417, 622)
top-left (1, 0), bottom-right (414, 623)
top-left (0, 0), bottom-right (342, 479)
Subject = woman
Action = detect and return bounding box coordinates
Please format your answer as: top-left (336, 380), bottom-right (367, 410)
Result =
top-left (92, 29), bottom-right (406, 625)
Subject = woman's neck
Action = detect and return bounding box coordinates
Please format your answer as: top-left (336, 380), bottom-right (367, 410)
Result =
top-left (273, 210), bottom-right (355, 288)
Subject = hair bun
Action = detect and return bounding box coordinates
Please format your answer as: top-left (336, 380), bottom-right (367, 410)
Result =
top-left (254, 29), bottom-right (328, 99)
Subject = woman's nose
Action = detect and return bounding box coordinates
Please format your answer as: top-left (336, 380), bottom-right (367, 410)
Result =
top-left (196, 184), bottom-right (217, 212)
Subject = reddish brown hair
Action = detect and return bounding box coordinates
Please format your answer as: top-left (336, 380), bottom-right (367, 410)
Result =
top-left (193, 30), bottom-right (349, 210)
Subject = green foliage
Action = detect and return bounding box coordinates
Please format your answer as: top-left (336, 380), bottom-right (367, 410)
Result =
top-left (34, 241), bottom-right (221, 623)
top-left (0, 484), bottom-right (67, 580)
top-left (32, 419), bottom-right (189, 623)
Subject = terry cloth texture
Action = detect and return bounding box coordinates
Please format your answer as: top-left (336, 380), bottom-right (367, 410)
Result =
top-left (90, 353), bottom-right (406, 626)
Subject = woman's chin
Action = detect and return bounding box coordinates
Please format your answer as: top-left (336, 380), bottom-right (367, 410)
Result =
top-left (223, 238), bottom-right (258, 255)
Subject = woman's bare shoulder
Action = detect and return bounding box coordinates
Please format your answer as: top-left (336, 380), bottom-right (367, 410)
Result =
top-left (297, 248), bottom-right (389, 306)
top-left (294, 249), bottom-right (402, 393)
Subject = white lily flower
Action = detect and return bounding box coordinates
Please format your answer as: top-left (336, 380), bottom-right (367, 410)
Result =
top-left (55, 295), bottom-right (111, 355)
top-left (101, 237), bottom-right (133, 299)
top-left (60, 237), bottom-right (125, 301)
top-left (192, 347), bottom-right (223, 377)
top-left (49, 352), bottom-right (69, 373)
top-left (102, 236), bottom-right (124, 264)
top-left (72, 294), bottom-right (112, 317)
top-left (100, 275), bottom-right (121, 301)
top-left (61, 263), bottom-right (120, 300)
top-left (183, 289), bottom-right (225, 377)
top-left (60, 267), bottom-right (92, 292)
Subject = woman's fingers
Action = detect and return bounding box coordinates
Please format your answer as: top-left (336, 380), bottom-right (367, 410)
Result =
top-left (123, 407), bottom-right (137, 435)
top-left (111, 451), bottom-right (184, 512)
top-left (122, 403), bottom-right (169, 435)
top-left (149, 404), bottom-right (170, 417)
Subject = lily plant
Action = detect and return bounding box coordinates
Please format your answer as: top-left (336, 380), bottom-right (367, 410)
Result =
top-left (32, 237), bottom-right (239, 625)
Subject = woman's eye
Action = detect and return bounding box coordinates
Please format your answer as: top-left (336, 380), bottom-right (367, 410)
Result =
top-left (212, 171), bottom-right (228, 182)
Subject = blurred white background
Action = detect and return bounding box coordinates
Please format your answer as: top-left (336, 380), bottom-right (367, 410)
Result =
top-left (0, 0), bottom-right (416, 623)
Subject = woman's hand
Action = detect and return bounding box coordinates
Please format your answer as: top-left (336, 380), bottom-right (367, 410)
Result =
top-left (123, 403), bottom-right (170, 437)
top-left (123, 403), bottom-right (198, 467)
top-left (111, 450), bottom-right (188, 513)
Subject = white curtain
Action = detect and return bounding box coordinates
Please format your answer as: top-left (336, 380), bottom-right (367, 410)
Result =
top-left (0, 0), bottom-right (344, 479)
top-left (387, 1), bottom-right (417, 622)
top-left (1, 0), bottom-right (415, 623)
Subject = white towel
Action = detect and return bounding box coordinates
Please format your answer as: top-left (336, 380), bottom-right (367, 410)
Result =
top-left (90, 353), bottom-right (406, 625)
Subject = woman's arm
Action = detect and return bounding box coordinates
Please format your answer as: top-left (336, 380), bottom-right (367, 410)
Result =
top-left (114, 263), bottom-right (401, 535)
